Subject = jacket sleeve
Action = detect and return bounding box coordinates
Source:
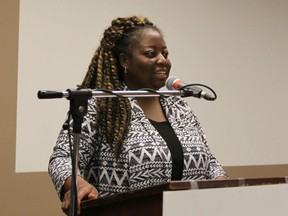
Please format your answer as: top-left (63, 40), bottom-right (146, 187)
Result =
top-left (48, 98), bottom-right (98, 199)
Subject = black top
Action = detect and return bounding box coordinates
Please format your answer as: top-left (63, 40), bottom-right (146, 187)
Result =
top-left (149, 119), bottom-right (184, 180)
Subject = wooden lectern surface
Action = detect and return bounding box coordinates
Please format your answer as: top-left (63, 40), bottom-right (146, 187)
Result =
top-left (80, 177), bottom-right (288, 216)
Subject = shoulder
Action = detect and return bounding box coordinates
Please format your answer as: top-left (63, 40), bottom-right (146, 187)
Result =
top-left (161, 96), bottom-right (191, 111)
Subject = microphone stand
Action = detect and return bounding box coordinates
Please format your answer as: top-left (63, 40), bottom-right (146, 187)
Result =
top-left (38, 88), bottom-right (183, 216)
top-left (37, 89), bottom-right (184, 99)
top-left (65, 89), bottom-right (92, 216)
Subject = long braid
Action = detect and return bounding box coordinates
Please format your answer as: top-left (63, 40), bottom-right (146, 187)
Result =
top-left (81, 16), bottom-right (157, 157)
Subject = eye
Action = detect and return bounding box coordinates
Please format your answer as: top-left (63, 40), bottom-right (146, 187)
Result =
top-left (162, 50), bottom-right (169, 59)
top-left (144, 50), bottom-right (156, 58)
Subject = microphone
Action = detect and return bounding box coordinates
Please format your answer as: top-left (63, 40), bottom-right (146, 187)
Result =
top-left (165, 76), bottom-right (215, 100)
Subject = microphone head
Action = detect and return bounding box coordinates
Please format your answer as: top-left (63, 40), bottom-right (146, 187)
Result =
top-left (165, 76), bottom-right (179, 90)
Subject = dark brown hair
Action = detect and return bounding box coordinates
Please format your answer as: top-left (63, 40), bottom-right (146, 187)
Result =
top-left (81, 16), bottom-right (161, 157)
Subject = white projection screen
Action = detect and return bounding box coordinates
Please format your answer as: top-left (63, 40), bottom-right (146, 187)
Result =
top-left (16, 0), bottom-right (288, 172)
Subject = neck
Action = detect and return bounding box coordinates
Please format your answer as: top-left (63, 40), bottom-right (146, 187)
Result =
top-left (136, 97), bottom-right (167, 122)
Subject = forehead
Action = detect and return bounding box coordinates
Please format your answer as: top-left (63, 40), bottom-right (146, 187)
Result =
top-left (133, 29), bottom-right (166, 48)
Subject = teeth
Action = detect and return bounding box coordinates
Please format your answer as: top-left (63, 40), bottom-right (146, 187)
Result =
top-left (156, 71), bottom-right (166, 74)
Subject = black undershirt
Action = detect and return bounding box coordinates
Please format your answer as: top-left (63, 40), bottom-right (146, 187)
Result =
top-left (149, 119), bottom-right (184, 180)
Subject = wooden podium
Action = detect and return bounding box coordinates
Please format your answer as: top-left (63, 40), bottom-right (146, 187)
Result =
top-left (80, 177), bottom-right (288, 216)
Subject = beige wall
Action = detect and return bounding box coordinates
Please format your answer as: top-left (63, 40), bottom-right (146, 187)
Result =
top-left (0, 1), bottom-right (62, 215)
top-left (1, 1), bottom-right (287, 215)
top-left (17, 0), bottom-right (288, 170)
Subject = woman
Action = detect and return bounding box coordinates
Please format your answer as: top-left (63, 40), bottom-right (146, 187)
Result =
top-left (48, 16), bottom-right (227, 214)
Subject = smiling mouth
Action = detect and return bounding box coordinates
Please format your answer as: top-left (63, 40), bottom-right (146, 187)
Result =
top-left (155, 71), bottom-right (167, 75)
top-left (154, 71), bottom-right (168, 81)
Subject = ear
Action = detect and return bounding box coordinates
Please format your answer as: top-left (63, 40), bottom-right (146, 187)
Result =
top-left (119, 53), bottom-right (129, 68)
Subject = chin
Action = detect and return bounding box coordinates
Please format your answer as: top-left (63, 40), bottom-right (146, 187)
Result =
top-left (152, 84), bottom-right (165, 90)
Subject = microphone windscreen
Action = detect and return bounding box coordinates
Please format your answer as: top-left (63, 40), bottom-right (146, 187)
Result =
top-left (165, 76), bottom-right (178, 90)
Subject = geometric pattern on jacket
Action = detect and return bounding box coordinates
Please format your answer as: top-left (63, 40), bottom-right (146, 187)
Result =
top-left (48, 95), bottom-right (227, 198)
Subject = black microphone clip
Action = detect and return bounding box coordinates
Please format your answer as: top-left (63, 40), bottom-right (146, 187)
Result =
top-left (179, 84), bottom-right (215, 101)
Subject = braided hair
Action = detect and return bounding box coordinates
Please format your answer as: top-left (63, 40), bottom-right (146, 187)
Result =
top-left (81, 16), bottom-right (161, 157)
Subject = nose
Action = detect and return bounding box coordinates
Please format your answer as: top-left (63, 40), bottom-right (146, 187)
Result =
top-left (156, 53), bottom-right (167, 65)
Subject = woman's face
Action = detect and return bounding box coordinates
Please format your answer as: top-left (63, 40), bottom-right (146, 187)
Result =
top-left (121, 29), bottom-right (171, 90)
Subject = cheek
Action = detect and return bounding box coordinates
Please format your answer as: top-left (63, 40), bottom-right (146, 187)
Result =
top-left (166, 59), bottom-right (172, 69)
top-left (135, 60), bottom-right (154, 73)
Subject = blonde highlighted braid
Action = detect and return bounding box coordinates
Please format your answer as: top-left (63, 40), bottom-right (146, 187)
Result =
top-left (81, 16), bottom-right (160, 157)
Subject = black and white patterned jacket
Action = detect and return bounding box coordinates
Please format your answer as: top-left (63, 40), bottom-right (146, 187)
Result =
top-left (48, 95), bottom-right (226, 198)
